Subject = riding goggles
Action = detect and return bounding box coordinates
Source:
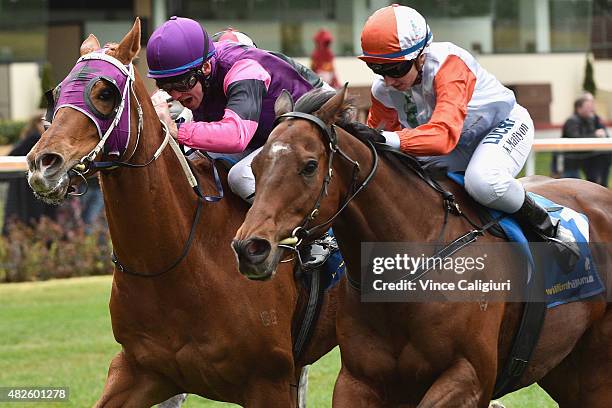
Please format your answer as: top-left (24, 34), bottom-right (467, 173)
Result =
top-left (156, 71), bottom-right (199, 93)
top-left (366, 60), bottom-right (414, 78)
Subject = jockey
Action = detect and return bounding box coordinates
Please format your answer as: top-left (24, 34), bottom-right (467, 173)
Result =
top-left (147, 16), bottom-right (336, 268)
top-left (356, 5), bottom-right (579, 265)
top-left (147, 16), bottom-right (325, 201)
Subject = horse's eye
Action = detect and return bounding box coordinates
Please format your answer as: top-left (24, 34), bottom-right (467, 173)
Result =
top-left (301, 159), bottom-right (318, 177)
top-left (99, 89), bottom-right (114, 101)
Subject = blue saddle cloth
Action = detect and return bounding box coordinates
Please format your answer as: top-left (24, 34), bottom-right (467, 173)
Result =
top-left (447, 172), bottom-right (604, 308)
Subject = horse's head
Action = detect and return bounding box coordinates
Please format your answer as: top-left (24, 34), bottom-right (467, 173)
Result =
top-left (27, 19), bottom-right (142, 204)
top-left (233, 86), bottom-right (355, 280)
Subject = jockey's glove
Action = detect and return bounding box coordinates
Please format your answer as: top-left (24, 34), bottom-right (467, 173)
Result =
top-left (341, 122), bottom-right (400, 150)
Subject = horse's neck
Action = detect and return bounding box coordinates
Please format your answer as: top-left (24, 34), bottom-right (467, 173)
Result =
top-left (333, 133), bottom-right (447, 270)
top-left (99, 84), bottom-right (243, 276)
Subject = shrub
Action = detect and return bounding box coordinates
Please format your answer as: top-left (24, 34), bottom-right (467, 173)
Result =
top-left (0, 120), bottom-right (26, 145)
top-left (0, 216), bottom-right (112, 282)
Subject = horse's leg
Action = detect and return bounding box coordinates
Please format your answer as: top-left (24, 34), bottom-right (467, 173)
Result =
top-left (156, 393), bottom-right (187, 408)
top-left (332, 366), bottom-right (385, 408)
top-left (297, 366), bottom-right (309, 408)
top-left (95, 352), bottom-right (180, 408)
top-left (539, 306), bottom-right (612, 408)
top-left (416, 358), bottom-right (492, 408)
top-left (243, 379), bottom-right (297, 408)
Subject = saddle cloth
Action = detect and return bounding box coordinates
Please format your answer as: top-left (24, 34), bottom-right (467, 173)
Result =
top-left (447, 172), bottom-right (605, 308)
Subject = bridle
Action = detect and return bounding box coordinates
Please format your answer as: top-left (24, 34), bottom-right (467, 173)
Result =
top-left (44, 50), bottom-right (224, 277)
top-left (275, 112), bottom-right (379, 251)
top-left (273, 112), bottom-right (509, 291)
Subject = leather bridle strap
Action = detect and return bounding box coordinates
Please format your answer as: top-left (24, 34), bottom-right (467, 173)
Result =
top-left (276, 112), bottom-right (378, 247)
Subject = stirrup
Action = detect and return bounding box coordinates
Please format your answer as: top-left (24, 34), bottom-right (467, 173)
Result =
top-left (540, 224), bottom-right (581, 273)
top-left (299, 234), bottom-right (339, 271)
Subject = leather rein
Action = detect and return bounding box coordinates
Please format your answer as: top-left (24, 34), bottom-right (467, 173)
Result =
top-left (49, 54), bottom-right (224, 278)
top-left (276, 112), bottom-right (379, 251)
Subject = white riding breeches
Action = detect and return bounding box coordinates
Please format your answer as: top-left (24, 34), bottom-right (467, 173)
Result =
top-left (225, 147), bottom-right (264, 203)
top-left (223, 105), bottom-right (533, 213)
top-left (464, 104), bottom-right (534, 213)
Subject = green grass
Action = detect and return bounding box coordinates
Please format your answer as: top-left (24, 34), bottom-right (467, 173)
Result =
top-left (0, 276), bottom-right (559, 407)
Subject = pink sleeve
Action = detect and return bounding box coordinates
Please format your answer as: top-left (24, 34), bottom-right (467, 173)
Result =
top-left (223, 59), bottom-right (271, 92)
top-left (177, 110), bottom-right (258, 153)
top-left (177, 59), bottom-right (271, 153)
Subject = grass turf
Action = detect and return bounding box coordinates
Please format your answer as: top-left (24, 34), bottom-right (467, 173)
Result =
top-left (0, 276), bottom-right (559, 407)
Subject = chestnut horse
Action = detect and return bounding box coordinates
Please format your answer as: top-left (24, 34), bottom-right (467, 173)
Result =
top-left (233, 86), bottom-right (612, 407)
top-left (26, 20), bottom-right (339, 407)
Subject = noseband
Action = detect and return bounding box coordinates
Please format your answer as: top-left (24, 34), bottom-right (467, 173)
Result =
top-left (43, 50), bottom-right (224, 278)
top-left (275, 112), bottom-right (379, 249)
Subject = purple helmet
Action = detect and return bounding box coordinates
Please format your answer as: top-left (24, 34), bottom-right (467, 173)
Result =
top-left (147, 16), bottom-right (215, 79)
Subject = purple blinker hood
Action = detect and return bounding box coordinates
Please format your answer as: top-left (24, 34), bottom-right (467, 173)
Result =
top-left (53, 50), bottom-right (133, 157)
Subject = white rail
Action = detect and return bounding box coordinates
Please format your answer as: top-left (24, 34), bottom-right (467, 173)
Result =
top-left (526, 138), bottom-right (612, 176)
top-left (0, 156), bottom-right (27, 172)
top-left (1, 137), bottom-right (611, 177)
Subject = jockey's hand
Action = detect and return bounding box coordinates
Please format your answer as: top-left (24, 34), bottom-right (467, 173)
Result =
top-left (151, 90), bottom-right (178, 139)
top-left (341, 122), bottom-right (400, 150)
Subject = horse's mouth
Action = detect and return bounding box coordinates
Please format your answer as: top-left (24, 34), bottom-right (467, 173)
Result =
top-left (235, 247), bottom-right (283, 281)
top-left (237, 259), bottom-right (277, 281)
top-left (28, 171), bottom-right (79, 205)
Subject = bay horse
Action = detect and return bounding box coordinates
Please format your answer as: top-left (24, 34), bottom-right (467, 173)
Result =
top-left (233, 86), bottom-right (612, 407)
top-left (26, 20), bottom-right (339, 407)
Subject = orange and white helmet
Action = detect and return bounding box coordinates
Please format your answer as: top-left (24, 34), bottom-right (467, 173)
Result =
top-left (359, 4), bottom-right (432, 64)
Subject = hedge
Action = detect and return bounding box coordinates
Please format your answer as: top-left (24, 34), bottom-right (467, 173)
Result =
top-left (0, 120), bottom-right (26, 146)
top-left (0, 217), bottom-right (112, 282)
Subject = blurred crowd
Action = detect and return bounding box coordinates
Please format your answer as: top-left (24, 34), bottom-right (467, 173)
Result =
top-left (1, 114), bottom-right (105, 236)
top-left (551, 92), bottom-right (611, 187)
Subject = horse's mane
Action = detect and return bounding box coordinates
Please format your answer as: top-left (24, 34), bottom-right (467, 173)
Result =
top-left (293, 87), bottom-right (355, 126)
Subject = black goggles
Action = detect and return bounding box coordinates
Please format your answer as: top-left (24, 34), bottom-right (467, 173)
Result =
top-left (156, 72), bottom-right (199, 93)
top-left (366, 60), bottom-right (414, 78)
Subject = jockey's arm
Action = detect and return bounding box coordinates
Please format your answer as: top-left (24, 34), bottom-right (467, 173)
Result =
top-left (390, 55), bottom-right (476, 156)
top-left (367, 97), bottom-right (402, 131)
top-left (177, 59), bottom-right (271, 153)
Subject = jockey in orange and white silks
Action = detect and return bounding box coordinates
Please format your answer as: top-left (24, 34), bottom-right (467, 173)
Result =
top-left (359, 5), bottom-right (579, 264)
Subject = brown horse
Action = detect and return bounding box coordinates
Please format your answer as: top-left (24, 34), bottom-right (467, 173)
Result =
top-left (26, 20), bottom-right (339, 407)
top-left (233, 86), bottom-right (612, 407)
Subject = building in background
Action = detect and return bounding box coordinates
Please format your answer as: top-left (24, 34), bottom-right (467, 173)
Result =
top-left (0, 0), bottom-right (611, 123)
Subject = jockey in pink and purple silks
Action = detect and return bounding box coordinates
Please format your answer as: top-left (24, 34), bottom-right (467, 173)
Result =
top-left (148, 17), bottom-right (339, 269)
top-left (147, 16), bottom-right (328, 203)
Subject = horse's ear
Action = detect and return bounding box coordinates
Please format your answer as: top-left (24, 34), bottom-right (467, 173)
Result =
top-left (80, 34), bottom-right (101, 56)
top-left (114, 18), bottom-right (141, 64)
top-left (315, 83), bottom-right (348, 125)
top-left (274, 89), bottom-right (294, 118)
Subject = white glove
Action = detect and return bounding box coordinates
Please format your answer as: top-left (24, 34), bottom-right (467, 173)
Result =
top-left (381, 131), bottom-right (401, 150)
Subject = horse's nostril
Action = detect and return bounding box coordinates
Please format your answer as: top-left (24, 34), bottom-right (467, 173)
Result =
top-left (37, 153), bottom-right (64, 174)
top-left (245, 238), bottom-right (271, 257)
top-left (42, 156), bottom-right (55, 167)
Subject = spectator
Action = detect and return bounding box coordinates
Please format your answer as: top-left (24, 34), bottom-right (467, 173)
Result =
top-left (583, 92), bottom-right (610, 187)
top-left (2, 115), bottom-right (58, 234)
top-left (310, 29), bottom-right (340, 89)
top-left (561, 95), bottom-right (610, 186)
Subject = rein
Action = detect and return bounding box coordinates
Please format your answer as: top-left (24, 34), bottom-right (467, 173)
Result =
top-left (276, 112), bottom-right (378, 249)
top-left (345, 146), bottom-right (508, 290)
top-left (274, 112), bottom-right (505, 290)
top-left (49, 51), bottom-right (225, 278)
